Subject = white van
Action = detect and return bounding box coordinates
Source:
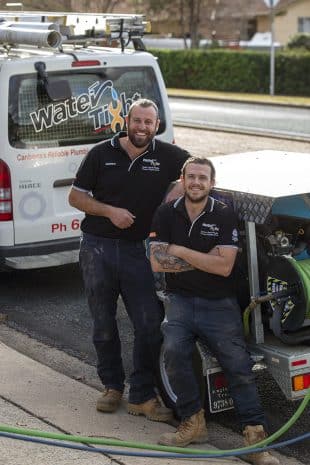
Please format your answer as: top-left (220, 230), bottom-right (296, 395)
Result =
top-left (0, 12), bottom-right (174, 270)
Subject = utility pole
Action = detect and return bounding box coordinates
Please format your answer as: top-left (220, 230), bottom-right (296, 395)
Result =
top-left (263, 0), bottom-right (280, 95)
top-left (269, 0), bottom-right (275, 95)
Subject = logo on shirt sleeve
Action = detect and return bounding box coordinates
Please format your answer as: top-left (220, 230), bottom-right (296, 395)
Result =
top-left (232, 228), bottom-right (239, 243)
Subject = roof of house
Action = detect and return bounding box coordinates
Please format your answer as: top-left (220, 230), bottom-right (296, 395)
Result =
top-left (251, 0), bottom-right (305, 16)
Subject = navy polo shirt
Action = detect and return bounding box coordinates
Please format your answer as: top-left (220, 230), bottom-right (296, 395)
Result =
top-left (73, 132), bottom-right (189, 240)
top-left (150, 196), bottom-right (239, 299)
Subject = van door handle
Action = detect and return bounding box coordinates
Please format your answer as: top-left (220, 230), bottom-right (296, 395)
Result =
top-left (53, 178), bottom-right (75, 187)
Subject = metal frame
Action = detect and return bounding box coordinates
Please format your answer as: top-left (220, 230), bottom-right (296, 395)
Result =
top-left (0, 11), bottom-right (149, 50)
top-left (245, 221), bottom-right (265, 344)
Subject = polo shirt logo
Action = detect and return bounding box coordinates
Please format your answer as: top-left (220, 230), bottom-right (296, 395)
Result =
top-left (142, 158), bottom-right (160, 172)
top-left (200, 223), bottom-right (219, 237)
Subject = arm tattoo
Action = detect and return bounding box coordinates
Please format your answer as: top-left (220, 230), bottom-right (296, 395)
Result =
top-left (151, 243), bottom-right (194, 272)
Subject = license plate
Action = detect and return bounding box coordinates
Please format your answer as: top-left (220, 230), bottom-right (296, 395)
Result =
top-left (206, 367), bottom-right (234, 413)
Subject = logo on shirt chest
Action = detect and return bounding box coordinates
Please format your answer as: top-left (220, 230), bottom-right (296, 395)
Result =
top-left (142, 158), bottom-right (160, 172)
top-left (200, 223), bottom-right (219, 237)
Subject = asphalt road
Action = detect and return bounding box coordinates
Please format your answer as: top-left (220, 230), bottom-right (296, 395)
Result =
top-left (169, 97), bottom-right (310, 140)
top-left (1, 127), bottom-right (309, 463)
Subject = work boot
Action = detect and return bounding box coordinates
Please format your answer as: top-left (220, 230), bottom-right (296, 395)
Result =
top-left (96, 388), bottom-right (122, 413)
top-left (158, 409), bottom-right (208, 446)
top-left (127, 397), bottom-right (173, 422)
top-left (243, 425), bottom-right (280, 465)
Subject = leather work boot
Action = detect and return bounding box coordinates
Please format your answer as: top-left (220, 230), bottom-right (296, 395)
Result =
top-left (158, 409), bottom-right (208, 447)
top-left (243, 425), bottom-right (280, 465)
top-left (127, 397), bottom-right (173, 422)
top-left (96, 388), bottom-right (122, 413)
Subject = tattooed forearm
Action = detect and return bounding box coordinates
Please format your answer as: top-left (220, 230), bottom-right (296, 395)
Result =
top-left (151, 243), bottom-right (194, 272)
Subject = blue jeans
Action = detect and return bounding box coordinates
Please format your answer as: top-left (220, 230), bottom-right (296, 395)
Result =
top-left (80, 233), bottom-right (163, 403)
top-left (162, 293), bottom-right (267, 429)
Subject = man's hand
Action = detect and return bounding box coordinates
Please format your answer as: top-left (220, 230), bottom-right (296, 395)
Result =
top-left (107, 206), bottom-right (136, 229)
top-left (168, 244), bottom-right (237, 277)
top-left (164, 180), bottom-right (184, 202)
top-left (68, 188), bottom-right (135, 229)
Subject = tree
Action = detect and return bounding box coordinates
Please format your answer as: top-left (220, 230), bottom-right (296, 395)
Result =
top-left (17, 0), bottom-right (121, 13)
top-left (80, 0), bottom-right (122, 13)
top-left (287, 33), bottom-right (310, 51)
top-left (141, 0), bottom-right (209, 48)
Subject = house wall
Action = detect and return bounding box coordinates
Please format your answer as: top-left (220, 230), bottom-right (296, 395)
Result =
top-left (275, 0), bottom-right (310, 43)
top-left (257, 0), bottom-right (310, 44)
top-left (257, 16), bottom-right (270, 32)
top-left (145, 6), bottom-right (253, 41)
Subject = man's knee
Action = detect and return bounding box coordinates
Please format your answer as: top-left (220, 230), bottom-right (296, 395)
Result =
top-left (163, 337), bottom-right (186, 363)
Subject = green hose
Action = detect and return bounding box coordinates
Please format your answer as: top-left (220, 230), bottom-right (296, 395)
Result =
top-left (0, 388), bottom-right (309, 456)
top-left (290, 258), bottom-right (310, 318)
top-left (243, 258), bottom-right (310, 337)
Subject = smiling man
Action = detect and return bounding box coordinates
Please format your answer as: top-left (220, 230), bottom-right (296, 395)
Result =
top-left (68, 98), bottom-right (189, 421)
top-left (149, 157), bottom-right (279, 465)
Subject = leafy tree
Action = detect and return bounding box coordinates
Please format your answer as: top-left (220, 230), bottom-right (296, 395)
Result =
top-left (287, 33), bottom-right (310, 51)
top-left (140, 0), bottom-right (209, 48)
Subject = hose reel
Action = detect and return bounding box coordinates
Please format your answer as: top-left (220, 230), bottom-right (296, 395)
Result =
top-left (265, 257), bottom-right (310, 343)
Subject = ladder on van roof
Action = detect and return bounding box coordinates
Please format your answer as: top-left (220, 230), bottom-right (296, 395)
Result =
top-left (0, 11), bottom-right (150, 50)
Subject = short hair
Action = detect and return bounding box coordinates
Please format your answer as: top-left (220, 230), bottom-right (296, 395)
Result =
top-left (127, 98), bottom-right (159, 120)
top-left (181, 157), bottom-right (216, 180)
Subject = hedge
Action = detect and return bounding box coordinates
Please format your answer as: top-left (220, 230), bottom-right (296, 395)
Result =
top-left (149, 48), bottom-right (310, 96)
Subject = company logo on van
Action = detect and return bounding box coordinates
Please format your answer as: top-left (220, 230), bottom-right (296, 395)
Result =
top-left (29, 80), bottom-right (140, 134)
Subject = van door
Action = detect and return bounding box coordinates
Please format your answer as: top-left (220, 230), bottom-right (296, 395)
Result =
top-left (7, 63), bottom-right (170, 247)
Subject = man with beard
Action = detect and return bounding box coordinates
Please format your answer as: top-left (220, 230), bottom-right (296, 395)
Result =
top-left (149, 157), bottom-right (279, 465)
top-left (68, 99), bottom-right (189, 421)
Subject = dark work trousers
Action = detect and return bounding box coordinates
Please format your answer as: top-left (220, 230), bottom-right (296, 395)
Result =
top-left (80, 232), bottom-right (164, 404)
top-left (162, 293), bottom-right (267, 430)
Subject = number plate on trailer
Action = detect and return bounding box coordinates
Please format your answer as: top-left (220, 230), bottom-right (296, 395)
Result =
top-left (206, 367), bottom-right (234, 413)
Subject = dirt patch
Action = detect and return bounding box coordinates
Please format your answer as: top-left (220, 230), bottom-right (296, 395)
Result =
top-left (174, 126), bottom-right (310, 158)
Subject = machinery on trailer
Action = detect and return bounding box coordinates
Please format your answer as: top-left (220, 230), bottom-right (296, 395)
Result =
top-left (158, 150), bottom-right (310, 415)
top-left (0, 11), bottom-right (173, 270)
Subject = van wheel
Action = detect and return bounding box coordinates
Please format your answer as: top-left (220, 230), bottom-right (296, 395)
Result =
top-left (156, 342), bottom-right (208, 419)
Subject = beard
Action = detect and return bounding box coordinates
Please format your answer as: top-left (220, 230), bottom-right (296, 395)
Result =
top-left (127, 128), bottom-right (155, 148)
top-left (184, 190), bottom-right (209, 204)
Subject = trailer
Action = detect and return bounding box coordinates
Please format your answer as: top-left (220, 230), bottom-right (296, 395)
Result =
top-left (157, 150), bottom-right (310, 414)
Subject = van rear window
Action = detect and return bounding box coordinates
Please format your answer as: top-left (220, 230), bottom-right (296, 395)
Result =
top-left (8, 67), bottom-right (166, 149)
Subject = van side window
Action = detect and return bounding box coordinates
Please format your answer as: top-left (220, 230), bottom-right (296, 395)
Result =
top-left (8, 67), bottom-right (166, 149)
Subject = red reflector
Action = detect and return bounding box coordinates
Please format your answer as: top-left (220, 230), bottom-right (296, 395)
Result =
top-left (71, 60), bottom-right (101, 67)
top-left (304, 374), bottom-right (310, 388)
top-left (214, 373), bottom-right (228, 389)
top-left (291, 359), bottom-right (307, 367)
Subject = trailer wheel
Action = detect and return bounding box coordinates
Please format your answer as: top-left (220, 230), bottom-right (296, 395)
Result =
top-left (156, 342), bottom-right (207, 419)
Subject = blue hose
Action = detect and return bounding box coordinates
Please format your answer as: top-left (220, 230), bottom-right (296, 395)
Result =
top-left (0, 431), bottom-right (309, 459)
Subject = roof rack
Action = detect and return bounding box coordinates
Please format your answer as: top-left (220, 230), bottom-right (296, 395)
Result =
top-left (0, 11), bottom-right (150, 50)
